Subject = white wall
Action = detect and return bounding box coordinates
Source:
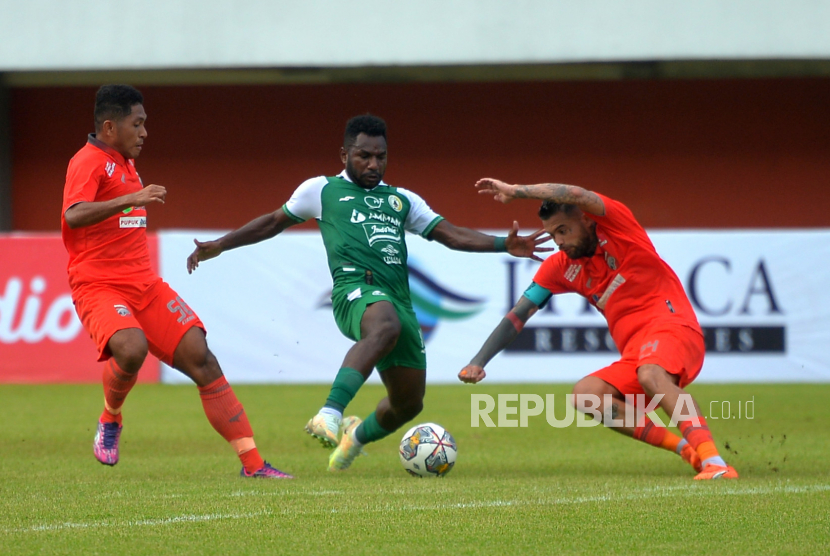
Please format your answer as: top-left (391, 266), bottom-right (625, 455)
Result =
top-left (2, 1), bottom-right (829, 71)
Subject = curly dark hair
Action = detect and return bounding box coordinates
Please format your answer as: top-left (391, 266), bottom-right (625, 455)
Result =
top-left (344, 114), bottom-right (387, 148)
top-left (94, 84), bottom-right (144, 131)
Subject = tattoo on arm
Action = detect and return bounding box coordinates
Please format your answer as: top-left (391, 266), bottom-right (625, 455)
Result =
top-left (470, 297), bottom-right (538, 367)
top-left (514, 183), bottom-right (603, 213)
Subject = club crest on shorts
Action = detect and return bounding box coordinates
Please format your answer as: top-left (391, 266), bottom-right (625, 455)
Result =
top-left (114, 304), bottom-right (131, 317)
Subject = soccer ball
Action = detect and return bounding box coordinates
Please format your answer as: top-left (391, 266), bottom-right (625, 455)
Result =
top-left (399, 422), bottom-right (457, 478)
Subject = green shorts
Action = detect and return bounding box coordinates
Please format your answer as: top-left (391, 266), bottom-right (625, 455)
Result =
top-left (331, 284), bottom-right (426, 372)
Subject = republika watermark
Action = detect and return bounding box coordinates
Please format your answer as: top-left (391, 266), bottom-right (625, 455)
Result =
top-left (471, 393), bottom-right (754, 428)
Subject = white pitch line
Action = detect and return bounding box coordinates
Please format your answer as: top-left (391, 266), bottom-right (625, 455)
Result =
top-left (4, 483), bottom-right (828, 534)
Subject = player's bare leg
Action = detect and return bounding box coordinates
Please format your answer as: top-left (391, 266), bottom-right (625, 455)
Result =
top-left (329, 365), bottom-right (425, 471)
top-left (174, 327), bottom-right (292, 478)
top-left (308, 301), bottom-right (400, 448)
top-left (637, 364), bottom-right (736, 479)
top-left (94, 328), bottom-right (147, 466)
top-left (572, 375), bottom-right (701, 472)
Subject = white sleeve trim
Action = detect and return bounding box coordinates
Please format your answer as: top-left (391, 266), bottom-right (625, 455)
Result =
top-left (283, 176), bottom-right (327, 221)
top-left (398, 187), bottom-right (442, 235)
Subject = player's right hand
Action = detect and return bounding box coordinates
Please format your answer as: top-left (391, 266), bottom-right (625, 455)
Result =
top-left (187, 239), bottom-right (223, 274)
top-left (135, 184), bottom-right (167, 205)
top-left (458, 364), bottom-right (486, 384)
top-left (475, 178), bottom-right (517, 204)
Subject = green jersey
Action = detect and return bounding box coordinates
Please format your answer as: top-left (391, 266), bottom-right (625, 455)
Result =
top-left (282, 171), bottom-right (444, 303)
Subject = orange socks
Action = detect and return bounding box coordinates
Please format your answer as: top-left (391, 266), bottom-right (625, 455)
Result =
top-left (238, 448), bottom-right (265, 474)
top-left (198, 376), bottom-right (263, 472)
top-left (101, 358), bottom-right (137, 424)
top-left (678, 417), bottom-right (726, 466)
top-left (633, 417), bottom-right (681, 452)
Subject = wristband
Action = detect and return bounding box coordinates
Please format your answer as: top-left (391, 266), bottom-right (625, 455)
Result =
top-left (494, 236), bottom-right (508, 252)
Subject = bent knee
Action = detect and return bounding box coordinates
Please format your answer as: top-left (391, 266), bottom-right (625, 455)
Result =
top-left (636, 365), bottom-right (669, 395)
top-left (395, 399), bottom-right (424, 422)
top-left (109, 334), bottom-right (148, 372)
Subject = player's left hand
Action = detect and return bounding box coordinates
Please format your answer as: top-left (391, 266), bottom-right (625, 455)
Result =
top-left (187, 238), bottom-right (224, 274)
top-left (505, 221), bottom-right (554, 262)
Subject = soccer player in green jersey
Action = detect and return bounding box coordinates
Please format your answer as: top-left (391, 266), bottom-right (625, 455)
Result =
top-left (187, 115), bottom-right (552, 471)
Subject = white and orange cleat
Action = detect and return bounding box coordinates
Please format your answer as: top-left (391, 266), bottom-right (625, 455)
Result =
top-left (694, 464), bottom-right (739, 480)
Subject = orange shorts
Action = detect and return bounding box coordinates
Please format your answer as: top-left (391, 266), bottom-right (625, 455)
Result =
top-left (72, 277), bottom-right (205, 366)
top-left (590, 323), bottom-right (704, 403)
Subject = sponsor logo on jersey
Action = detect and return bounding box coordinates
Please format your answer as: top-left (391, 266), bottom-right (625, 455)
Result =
top-left (380, 244), bottom-right (402, 265)
top-left (363, 223), bottom-right (401, 246)
top-left (119, 216), bottom-right (146, 228)
top-left (105, 161), bottom-right (116, 177)
top-left (366, 211), bottom-right (401, 227)
top-left (564, 264), bottom-right (582, 282)
top-left (339, 196), bottom-right (355, 202)
top-left (114, 304), bottom-right (131, 317)
top-left (350, 209), bottom-right (367, 223)
top-left (604, 253), bottom-right (617, 270)
top-left (364, 196), bottom-right (384, 209)
top-left (121, 173), bottom-right (126, 183)
top-left (596, 273), bottom-right (626, 310)
top-left (389, 195), bottom-right (403, 212)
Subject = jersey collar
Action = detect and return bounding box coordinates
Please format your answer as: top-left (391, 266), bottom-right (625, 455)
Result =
top-left (87, 133), bottom-right (130, 166)
top-left (338, 170), bottom-right (388, 189)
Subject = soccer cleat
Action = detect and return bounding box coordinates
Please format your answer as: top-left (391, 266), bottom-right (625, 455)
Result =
top-left (305, 412), bottom-right (342, 448)
top-left (694, 464), bottom-right (739, 480)
top-left (328, 416), bottom-right (364, 471)
top-left (680, 443), bottom-right (703, 472)
top-left (240, 461), bottom-right (294, 479)
top-left (93, 421), bottom-right (122, 466)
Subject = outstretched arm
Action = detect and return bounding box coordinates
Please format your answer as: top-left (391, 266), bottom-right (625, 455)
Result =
top-left (428, 220), bottom-right (553, 262)
top-left (475, 178), bottom-right (605, 216)
top-left (187, 208), bottom-right (299, 273)
top-left (458, 296), bottom-right (540, 384)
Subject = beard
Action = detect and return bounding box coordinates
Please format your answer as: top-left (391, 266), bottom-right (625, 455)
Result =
top-left (346, 161), bottom-right (382, 189)
top-left (564, 233), bottom-right (598, 260)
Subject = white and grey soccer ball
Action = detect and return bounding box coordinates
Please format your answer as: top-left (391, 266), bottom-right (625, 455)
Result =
top-left (399, 422), bottom-right (457, 478)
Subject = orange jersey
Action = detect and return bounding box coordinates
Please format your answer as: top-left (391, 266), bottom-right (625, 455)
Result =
top-left (532, 193), bottom-right (700, 350)
top-left (61, 135), bottom-right (156, 289)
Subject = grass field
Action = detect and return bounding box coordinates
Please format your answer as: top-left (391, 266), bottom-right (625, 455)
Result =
top-left (1, 383), bottom-right (828, 555)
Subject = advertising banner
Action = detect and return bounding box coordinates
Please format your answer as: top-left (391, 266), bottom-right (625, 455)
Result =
top-left (0, 235), bottom-right (160, 383)
top-left (158, 229), bottom-right (830, 384)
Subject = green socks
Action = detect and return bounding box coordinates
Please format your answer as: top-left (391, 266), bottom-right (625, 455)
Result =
top-left (354, 411), bottom-right (394, 444)
top-left (324, 367), bottom-right (365, 412)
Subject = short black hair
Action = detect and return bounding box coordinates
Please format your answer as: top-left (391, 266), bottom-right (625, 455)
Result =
top-left (538, 200), bottom-right (578, 220)
top-left (344, 114), bottom-right (387, 148)
top-left (94, 84), bottom-right (144, 131)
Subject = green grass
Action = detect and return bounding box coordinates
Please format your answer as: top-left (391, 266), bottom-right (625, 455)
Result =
top-left (1, 383), bottom-right (828, 555)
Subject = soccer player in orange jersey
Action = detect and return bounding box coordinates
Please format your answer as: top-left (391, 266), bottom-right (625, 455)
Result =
top-left (61, 84), bottom-right (291, 478)
top-left (459, 178), bottom-right (738, 480)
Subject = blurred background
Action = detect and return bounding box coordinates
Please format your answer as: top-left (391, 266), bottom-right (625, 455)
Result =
top-left (1, 0), bottom-right (829, 384)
